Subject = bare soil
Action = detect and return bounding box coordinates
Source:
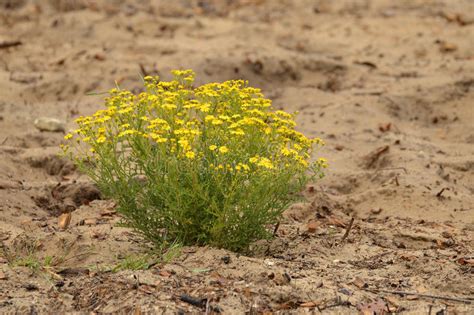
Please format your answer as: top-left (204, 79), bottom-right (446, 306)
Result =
top-left (0, 0), bottom-right (473, 314)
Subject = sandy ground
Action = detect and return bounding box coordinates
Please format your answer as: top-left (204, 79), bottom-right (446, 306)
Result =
top-left (0, 0), bottom-right (473, 313)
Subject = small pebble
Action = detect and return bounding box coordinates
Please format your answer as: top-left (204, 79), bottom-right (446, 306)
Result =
top-left (34, 117), bottom-right (65, 132)
top-left (221, 256), bottom-right (231, 264)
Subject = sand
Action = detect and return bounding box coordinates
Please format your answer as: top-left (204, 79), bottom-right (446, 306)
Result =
top-left (0, 0), bottom-right (473, 313)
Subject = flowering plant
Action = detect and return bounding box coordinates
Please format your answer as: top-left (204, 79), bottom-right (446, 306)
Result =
top-left (63, 70), bottom-right (327, 251)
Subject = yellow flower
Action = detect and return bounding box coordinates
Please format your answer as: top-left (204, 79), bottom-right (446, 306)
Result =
top-left (229, 122), bottom-right (240, 129)
top-left (150, 133), bottom-right (168, 143)
top-left (246, 109), bottom-right (265, 117)
top-left (178, 138), bottom-right (190, 149)
top-left (313, 137), bottom-right (325, 146)
top-left (230, 129), bottom-right (245, 136)
top-left (118, 107), bottom-right (133, 114)
top-left (185, 151), bottom-right (195, 159)
top-left (209, 145), bottom-right (217, 151)
top-left (281, 147), bottom-right (291, 156)
top-left (64, 133), bottom-right (73, 140)
top-left (118, 130), bottom-right (137, 137)
top-left (162, 104), bottom-right (177, 111)
top-left (241, 164), bottom-right (250, 171)
top-left (257, 157), bottom-right (274, 169)
top-left (205, 115), bottom-right (215, 122)
top-left (318, 158), bottom-right (329, 168)
top-left (275, 110), bottom-right (293, 119)
top-left (199, 103), bottom-right (211, 112)
top-left (95, 115), bottom-right (111, 123)
top-left (96, 136), bottom-right (106, 143)
top-left (211, 119), bottom-right (223, 125)
top-left (218, 115), bottom-right (231, 121)
top-left (249, 156), bottom-right (258, 164)
top-left (219, 146), bottom-right (229, 154)
top-left (149, 118), bottom-right (168, 125)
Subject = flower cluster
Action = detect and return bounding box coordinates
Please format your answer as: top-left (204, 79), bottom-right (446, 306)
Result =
top-left (65, 71), bottom-right (325, 175)
top-left (63, 70), bottom-right (326, 251)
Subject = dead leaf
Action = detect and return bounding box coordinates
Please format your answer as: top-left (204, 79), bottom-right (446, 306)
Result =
top-left (383, 296), bottom-right (400, 307)
top-left (371, 208), bottom-right (382, 215)
top-left (352, 277), bottom-right (367, 289)
top-left (436, 238), bottom-right (455, 249)
top-left (440, 11), bottom-right (458, 22)
top-left (440, 12), bottom-right (474, 25)
top-left (83, 218), bottom-right (97, 226)
top-left (327, 216), bottom-right (346, 228)
top-left (378, 123), bottom-right (391, 132)
top-left (300, 301), bottom-right (321, 308)
top-left (273, 272), bottom-right (291, 286)
top-left (0, 179), bottom-right (21, 189)
top-left (357, 299), bottom-right (388, 315)
top-left (277, 301), bottom-right (298, 310)
top-left (306, 221), bottom-right (319, 233)
top-left (0, 271), bottom-right (7, 280)
top-left (91, 230), bottom-right (107, 240)
top-left (399, 253), bottom-right (417, 261)
top-left (0, 232), bottom-right (10, 241)
top-left (440, 42), bottom-right (457, 52)
top-left (58, 212), bottom-right (72, 230)
top-left (94, 53), bottom-right (106, 61)
top-left (457, 257), bottom-right (474, 266)
top-left (133, 306), bottom-right (142, 315)
top-left (242, 287), bottom-right (253, 298)
top-left (363, 145), bottom-right (390, 169)
top-left (100, 209), bottom-right (116, 216)
top-left (441, 231), bottom-right (453, 238)
top-left (138, 285), bottom-right (154, 294)
top-left (159, 270), bottom-right (171, 277)
top-left (416, 285), bottom-right (428, 293)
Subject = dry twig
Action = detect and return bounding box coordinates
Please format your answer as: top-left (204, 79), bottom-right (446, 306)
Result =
top-left (366, 288), bottom-right (472, 304)
top-left (341, 218), bottom-right (355, 242)
top-left (0, 40), bottom-right (22, 49)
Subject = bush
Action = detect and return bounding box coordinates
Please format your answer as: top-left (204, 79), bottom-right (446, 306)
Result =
top-left (63, 70), bottom-right (327, 251)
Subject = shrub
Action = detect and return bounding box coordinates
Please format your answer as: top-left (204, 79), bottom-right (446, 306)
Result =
top-left (63, 70), bottom-right (327, 251)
